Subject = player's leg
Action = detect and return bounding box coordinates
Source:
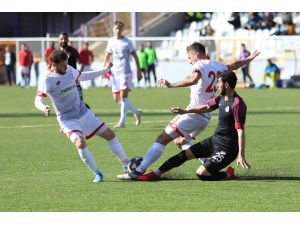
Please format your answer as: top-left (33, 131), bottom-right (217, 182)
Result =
top-left (121, 74), bottom-right (142, 126)
top-left (137, 137), bottom-right (213, 181)
top-left (62, 123), bottom-right (103, 182)
top-left (96, 127), bottom-right (130, 169)
top-left (194, 146), bottom-right (238, 181)
top-left (80, 110), bottom-right (130, 172)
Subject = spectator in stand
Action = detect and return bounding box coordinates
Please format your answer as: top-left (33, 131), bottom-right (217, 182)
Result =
top-left (239, 43), bottom-right (255, 87)
top-left (79, 42), bottom-right (95, 88)
top-left (183, 12), bottom-right (205, 28)
top-left (4, 46), bottom-right (16, 86)
top-left (19, 43), bottom-right (33, 88)
top-left (261, 12), bottom-right (275, 30)
top-left (263, 59), bottom-right (281, 88)
top-left (201, 22), bottom-right (215, 36)
top-left (136, 43), bottom-right (149, 88)
top-left (228, 12), bottom-right (241, 30)
top-left (45, 42), bottom-right (55, 66)
top-left (145, 41), bottom-right (158, 87)
top-left (245, 12), bottom-right (262, 30)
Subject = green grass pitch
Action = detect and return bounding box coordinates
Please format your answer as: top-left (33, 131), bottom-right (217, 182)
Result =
top-left (0, 86), bottom-right (299, 211)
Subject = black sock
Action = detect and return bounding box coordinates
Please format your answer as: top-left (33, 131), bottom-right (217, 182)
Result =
top-left (159, 150), bottom-right (187, 173)
top-left (196, 171), bottom-right (227, 181)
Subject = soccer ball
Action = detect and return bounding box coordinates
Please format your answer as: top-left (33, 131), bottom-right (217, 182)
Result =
top-left (127, 157), bottom-right (143, 172)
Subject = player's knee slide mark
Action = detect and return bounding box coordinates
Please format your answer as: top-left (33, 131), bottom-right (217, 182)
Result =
top-left (196, 171), bottom-right (227, 181)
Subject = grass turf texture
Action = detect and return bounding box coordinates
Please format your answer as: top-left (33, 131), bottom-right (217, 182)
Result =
top-left (0, 86), bottom-right (299, 211)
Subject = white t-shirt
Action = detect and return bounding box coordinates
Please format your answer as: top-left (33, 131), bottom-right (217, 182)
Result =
top-left (188, 59), bottom-right (228, 108)
top-left (106, 36), bottom-right (135, 74)
top-left (37, 66), bottom-right (88, 122)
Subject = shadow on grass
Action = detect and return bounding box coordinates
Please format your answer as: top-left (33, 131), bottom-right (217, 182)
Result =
top-left (238, 176), bottom-right (300, 181)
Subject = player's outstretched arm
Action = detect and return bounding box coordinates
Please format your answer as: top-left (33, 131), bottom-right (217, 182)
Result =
top-left (34, 95), bottom-right (51, 116)
top-left (227, 50), bottom-right (260, 71)
top-left (236, 129), bottom-right (251, 169)
top-left (157, 70), bottom-right (201, 88)
top-left (79, 61), bottom-right (113, 81)
top-left (170, 104), bottom-right (212, 114)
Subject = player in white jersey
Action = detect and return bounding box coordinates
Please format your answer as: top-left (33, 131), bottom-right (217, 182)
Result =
top-left (117, 42), bottom-right (260, 180)
top-left (34, 50), bottom-right (130, 183)
top-left (104, 20), bottom-right (143, 128)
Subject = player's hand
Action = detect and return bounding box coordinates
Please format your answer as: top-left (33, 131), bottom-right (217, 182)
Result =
top-left (105, 60), bottom-right (113, 69)
top-left (157, 79), bottom-right (171, 88)
top-left (170, 107), bottom-right (187, 115)
top-left (44, 105), bottom-right (51, 117)
top-left (236, 155), bottom-right (251, 169)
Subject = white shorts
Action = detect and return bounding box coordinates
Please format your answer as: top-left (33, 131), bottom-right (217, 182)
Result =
top-left (111, 72), bottom-right (133, 93)
top-left (59, 110), bottom-right (109, 142)
top-left (165, 113), bottom-right (210, 142)
top-left (21, 66), bottom-right (30, 75)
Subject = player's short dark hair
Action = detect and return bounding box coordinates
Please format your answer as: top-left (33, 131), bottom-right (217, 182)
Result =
top-left (220, 71), bottom-right (237, 89)
top-left (186, 42), bottom-right (206, 55)
top-left (59, 32), bottom-right (69, 37)
top-left (50, 50), bottom-right (68, 64)
top-left (114, 20), bottom-right (124, 28)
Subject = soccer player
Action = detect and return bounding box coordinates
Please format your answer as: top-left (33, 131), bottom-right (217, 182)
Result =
top-left (117, 42), bottom-right (259, 180)
top-left (34, 50), bottom-right (130, 183)
top-left (104, 20), bottom-right (143, 128)
top-left (138, 71), bottom-right (250, 181)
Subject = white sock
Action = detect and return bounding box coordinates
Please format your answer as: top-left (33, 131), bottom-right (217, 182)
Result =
top-left (107, 137), bottom-right (129, 166)
top-left (136, 142), bottom-right (165, 173)
top-left (119, 98), bottom-right (129, 125)
top-left (127, 99), bottom-right (138, 115)
top-left (78, 147), bottom-right (99, 174)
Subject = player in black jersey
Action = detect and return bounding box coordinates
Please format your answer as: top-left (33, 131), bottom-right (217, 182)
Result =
top-left (138, 71), bottom-right (251, 181)
top-left (58, 32), bottom-right (90, 108)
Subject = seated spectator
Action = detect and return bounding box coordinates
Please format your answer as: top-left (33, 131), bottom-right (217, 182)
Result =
top-left (201, 22), bottom-right (215, 36)
top-left (228, 12), bottom-right (241, 30)
top-left (263, 59), bottom-right (281, 88)
top-left (261, 12), bottom-right (275, 30)
top-left (245, 12), bottom-right (262, 30)
top-left (271, 23), bottom-right (287, 35)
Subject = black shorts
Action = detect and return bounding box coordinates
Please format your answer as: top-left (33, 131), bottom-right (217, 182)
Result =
top-left (189, 136), bottom-right (238, 174)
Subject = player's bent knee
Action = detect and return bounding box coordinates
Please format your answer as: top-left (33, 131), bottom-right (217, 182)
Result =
top-left (74, 136), bottom-right (86, 149)
top-left (196, 166), bottom-right (211, 176)
top-left (156, 131), bottom-right (173, 145)
top-left (99, 128), bottom-right (116, 140)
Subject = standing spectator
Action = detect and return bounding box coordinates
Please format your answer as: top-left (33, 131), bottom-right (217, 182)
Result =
top-left (0, 48), bottom-right (5, 84)
top-left (27, 45), bottom-right (34, 85)
top-left (145, 41), bottom-right (158, 87)
top-left (104, 20), bottom-right (143, 128)
top-left (228, 12), bottom-right (241, 30)
top-left (79, 42), bottom-right (94, 89)
top-left (136, 43), bottom-right (149, 88)
top-left (19, 43), bottom-right (33, 88)
top-left (239, 43), bottom-right (255, 87)
top-left (263, 59), bottom-right (281, 88)
top-left (45, 42), bottom-right (55, 66)
top-left (58, 32), bottom-right (90, 108)
top-left (33, 53), bottom-right (41, 85)
top-left (245, 12), bottom-right (262, 30)
top-left (261, 12), bottom-right (275, 30)
top-left (4, 46), bottom-right (16, 86)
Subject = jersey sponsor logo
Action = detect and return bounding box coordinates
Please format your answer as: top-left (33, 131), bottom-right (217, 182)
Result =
top-left (56, 81), bottom-right (61, 85)
top-left (60, 84), bottom-right (76, 96)
top-left (225, 106), bottom-right (230, 112)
